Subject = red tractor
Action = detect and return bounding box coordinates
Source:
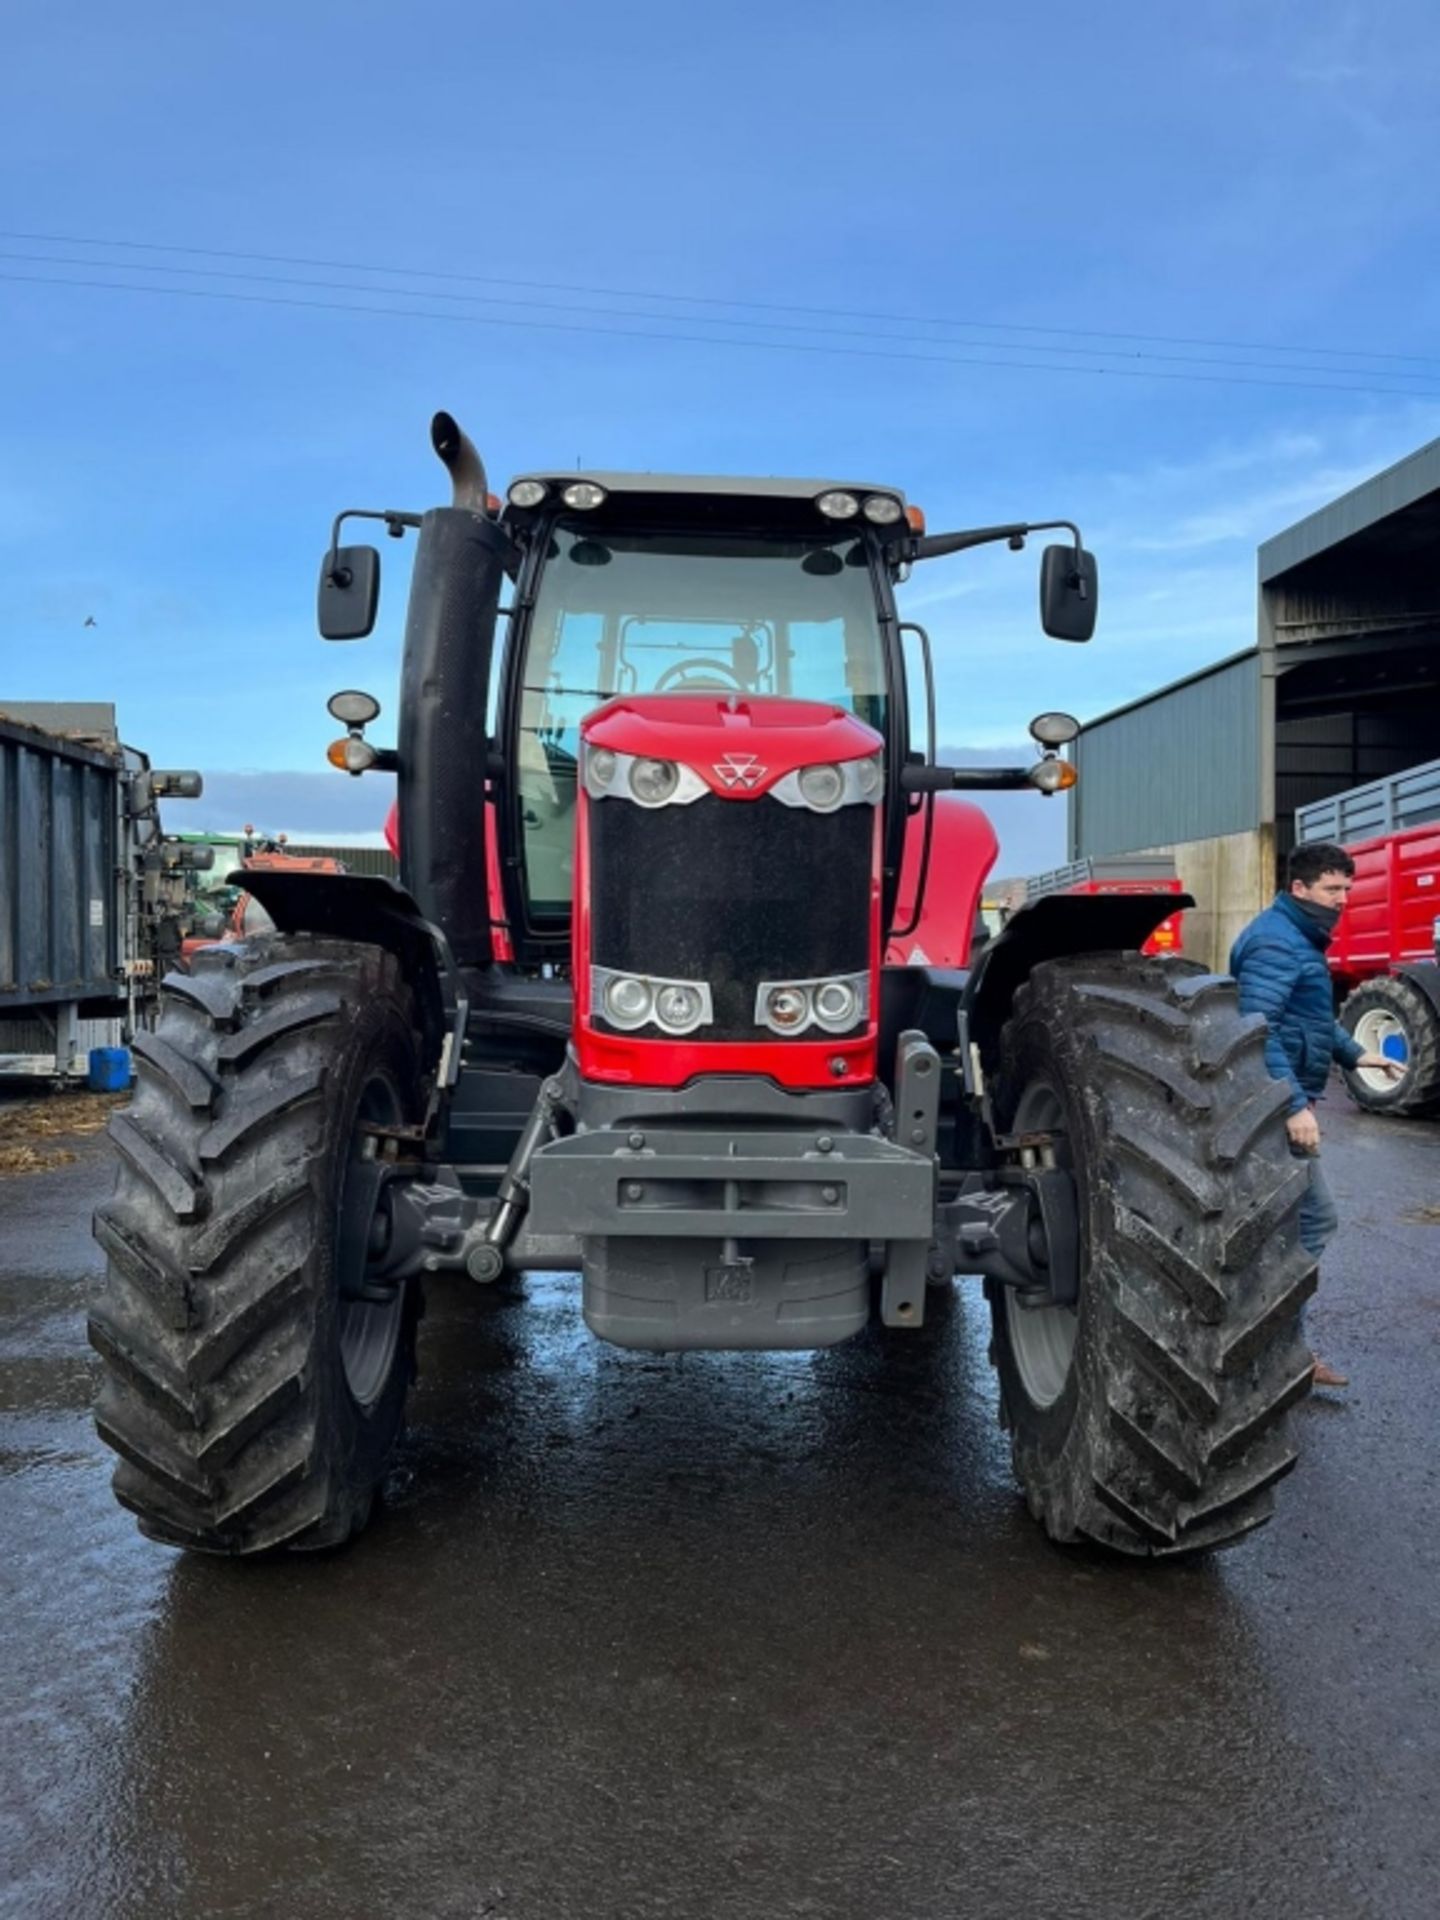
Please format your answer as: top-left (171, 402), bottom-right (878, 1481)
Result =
top-left (90, 415), bottom-right (1311, 1560)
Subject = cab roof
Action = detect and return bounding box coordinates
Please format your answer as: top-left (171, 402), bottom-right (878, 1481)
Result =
top-left (509, 471), bottom-right (907, 504)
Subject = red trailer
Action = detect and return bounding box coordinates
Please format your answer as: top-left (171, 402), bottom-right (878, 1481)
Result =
top-left (1330, 823), bottom-right (1440, 1116)
top-left (1296, 757), bottom-right (1440, 1116)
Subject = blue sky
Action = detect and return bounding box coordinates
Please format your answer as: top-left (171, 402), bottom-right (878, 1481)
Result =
top-left (3, 0), bottom-right (1439, 873)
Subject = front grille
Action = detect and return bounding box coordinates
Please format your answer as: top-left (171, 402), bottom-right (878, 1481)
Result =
top-left (588, 793), bottom-right (872, 1040)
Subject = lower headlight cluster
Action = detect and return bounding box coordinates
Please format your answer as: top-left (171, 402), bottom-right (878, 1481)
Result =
top-left (592, 967), bottom-right (713, 1036)
top-left (755, 971), bottom-right (870, 1037)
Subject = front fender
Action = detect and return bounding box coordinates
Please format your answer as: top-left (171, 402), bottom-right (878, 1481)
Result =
top-left (239, 869), bottom-right (459, 1058)
top-left (962, 891), bottom-right (1196, 1054)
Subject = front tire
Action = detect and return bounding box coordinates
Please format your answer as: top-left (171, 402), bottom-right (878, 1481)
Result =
top-left (90, 936), bottom-right (425, 1554)
top-left (1338, 974), bottom-right (1440, 1117)
top-left (987, 956), bottom-right (1315, 1557)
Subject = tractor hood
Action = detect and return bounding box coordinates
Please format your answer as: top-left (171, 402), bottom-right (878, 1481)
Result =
top-left (584, 695), bottom-right (883, 802)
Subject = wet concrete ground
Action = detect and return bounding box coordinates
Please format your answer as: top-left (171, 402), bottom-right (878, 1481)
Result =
top-left (1, 1097), bottom-right (1437, 1920)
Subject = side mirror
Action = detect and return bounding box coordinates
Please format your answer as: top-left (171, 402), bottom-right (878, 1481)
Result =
top-left (318, 545), bottom-right (380, 641)
top-left (1040, 544), bottom-right (1098, 643)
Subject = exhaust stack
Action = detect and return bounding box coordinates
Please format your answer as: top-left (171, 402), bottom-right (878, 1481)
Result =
top-left (431, 411), bottom-right (489, 510)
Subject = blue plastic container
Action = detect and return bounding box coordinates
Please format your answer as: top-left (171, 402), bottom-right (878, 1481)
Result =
top-left (88, 1046), bottom-right (132, 1092)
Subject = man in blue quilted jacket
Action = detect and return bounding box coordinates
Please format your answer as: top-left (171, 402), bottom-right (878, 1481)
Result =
top-left (1230, 840), bottom-right (1403, 1387)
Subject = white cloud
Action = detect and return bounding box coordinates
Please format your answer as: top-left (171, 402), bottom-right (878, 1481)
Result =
top-left (1118, 462), bottom-right (1387, 554)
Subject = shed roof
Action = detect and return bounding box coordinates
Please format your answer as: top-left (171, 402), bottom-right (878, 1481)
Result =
top-left (1258, 434), bottom-right (1440, 583)
top-left (1077, 648), bottom-right (1256, 733)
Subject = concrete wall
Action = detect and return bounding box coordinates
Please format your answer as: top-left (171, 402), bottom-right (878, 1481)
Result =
top-left (1133, 826), bottom-right (1273, 972)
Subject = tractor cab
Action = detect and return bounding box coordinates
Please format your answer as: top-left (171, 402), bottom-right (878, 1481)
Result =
top-left (320, 423), bottom-right (1095, 1000)
top-left (495, 484), bottom-right (896, 954)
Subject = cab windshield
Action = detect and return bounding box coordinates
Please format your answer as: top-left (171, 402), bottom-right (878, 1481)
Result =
top-left (516, 526), bottom-right (888, 915)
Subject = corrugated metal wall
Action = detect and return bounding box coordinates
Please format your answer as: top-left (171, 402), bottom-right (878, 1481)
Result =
top-left (0, 1013), bottom-right (124, 1074)
top-left (1069, 653), bottom-right (1261, 859)
top-left (0, 718), bottom-right (123, 1012)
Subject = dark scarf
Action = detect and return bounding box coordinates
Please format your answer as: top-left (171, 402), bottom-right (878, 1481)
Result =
top-left (1275, 890), bottom-right (1340, 946)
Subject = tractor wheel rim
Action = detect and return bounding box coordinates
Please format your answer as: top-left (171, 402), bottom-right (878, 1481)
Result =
top-left (1353, 1007), bottom-right (1409, 1090)
top-left (1004, 1079), bottom-right (1079, 1410)
top-left (337, 1073), bottom-right (407, 1410)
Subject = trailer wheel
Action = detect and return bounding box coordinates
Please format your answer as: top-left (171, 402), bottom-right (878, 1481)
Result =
top-left (90, 936), bottom-right (425, 1554)
top-left (1339, 974), bottom-right (1440, 1117)
top-left (987, 955), bottom-right (1315, 1557)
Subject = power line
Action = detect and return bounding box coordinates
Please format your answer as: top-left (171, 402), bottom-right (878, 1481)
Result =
top-left (3, 224), bottom-right (1437, 372)
top-left (5, 246), bottom-right (1437, 390)
top-left (5, 268), bottom-right (1439, 401)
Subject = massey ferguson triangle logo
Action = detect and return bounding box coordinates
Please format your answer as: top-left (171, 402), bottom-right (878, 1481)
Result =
top-left (714, 753), bottom-right (766, 789)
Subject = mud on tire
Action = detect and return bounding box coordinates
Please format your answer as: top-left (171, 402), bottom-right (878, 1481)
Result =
top-left (987, 955), bottom-right (1316, 1557)
top-left (90, 936), bottom-right (425, 1554)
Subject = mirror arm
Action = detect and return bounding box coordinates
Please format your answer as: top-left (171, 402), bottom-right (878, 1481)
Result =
top-left (891, 518), bottom-right (1086, 577)
top-left (323, 508), bottom-right (423, 586)
top-left (901, 764), bottom-right (1036, 794)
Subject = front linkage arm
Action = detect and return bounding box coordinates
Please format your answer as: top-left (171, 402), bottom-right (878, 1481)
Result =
top-left (936, 1162), bottom-right (1080, 1309)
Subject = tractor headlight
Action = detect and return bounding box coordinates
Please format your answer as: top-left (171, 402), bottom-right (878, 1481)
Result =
top-left (593, 968), bottom-right (712, 1035)
top-left (813, 980), bottom-right (859, 1029)
top-left (583, 747), bottom-right (708, 806)
top-left (562, 481), bottom-right (608, 511)
top-left (861, 495), bottom-right (904, 525)
top-left (756, 972), bottom-right (869, 1037)
top-left (629, 757), bottom-right (680, 806)
top-left (508, 479), bottom-right (548, 508)
top-left (816, 490), bottom-right (860, 519)
top-left (654, 984), bottom-right (706, 1034)
top-left (771, 756), bottom-right (883, 812)
top-left (763, 986), bottom-right (811, 1031)
top-left (327, 689), bottom-right (381, 726)
top-left (797, 763), bottom-right (846, 811)
top-left (605, 974), bottom-right (653, 1027)
top-left (1029, 710), bottom-right (1080, 747)
top-left (587, 747), bottom-right (618, 789)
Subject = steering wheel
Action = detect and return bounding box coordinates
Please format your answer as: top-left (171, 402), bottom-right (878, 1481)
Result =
top-left (654, 657), bottom-right (748, 693)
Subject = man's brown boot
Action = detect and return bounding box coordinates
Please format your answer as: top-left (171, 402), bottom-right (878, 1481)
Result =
top-left (1311, 1355), bottom-right (1349, 1389)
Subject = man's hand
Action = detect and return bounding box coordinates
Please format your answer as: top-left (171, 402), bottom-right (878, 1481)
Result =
top-left (1286, 1107), bottom-right (1321, 1153)
top-left (1355, 1051), bottom-right (1406, 1080)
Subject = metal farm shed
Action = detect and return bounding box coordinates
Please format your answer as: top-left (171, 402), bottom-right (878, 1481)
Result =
top-left (1066, 435), bottom-right (1440, 967)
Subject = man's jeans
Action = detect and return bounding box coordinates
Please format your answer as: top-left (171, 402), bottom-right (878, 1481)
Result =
top-left (1299, 1152), bottom-right (1339, 1260)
